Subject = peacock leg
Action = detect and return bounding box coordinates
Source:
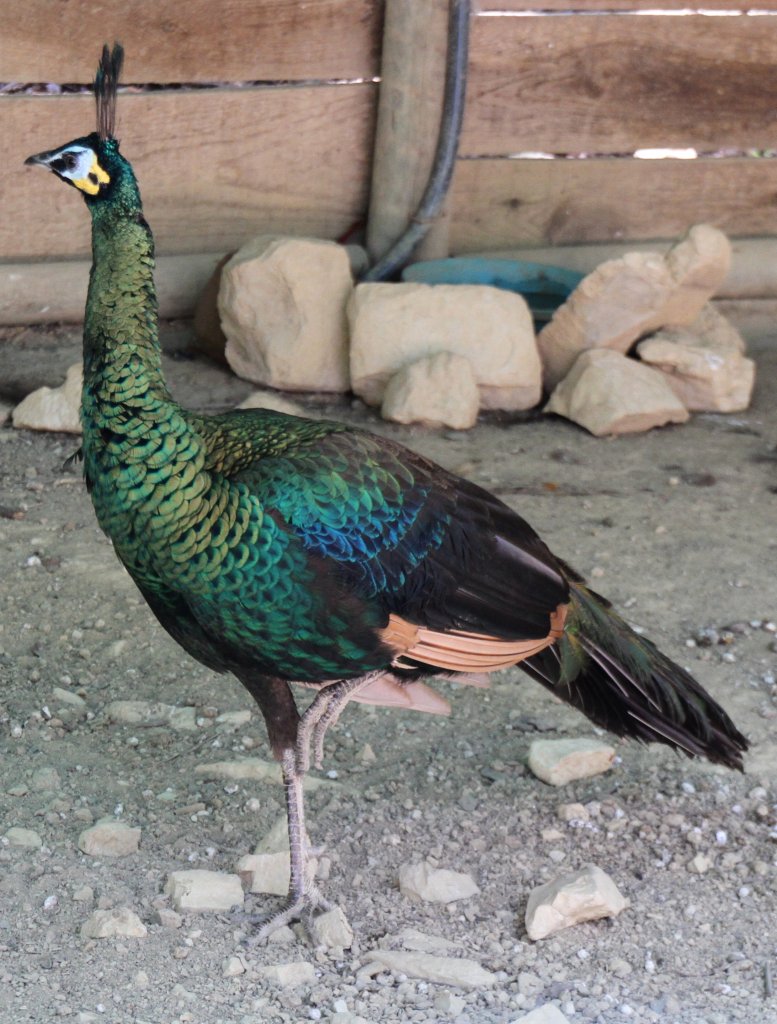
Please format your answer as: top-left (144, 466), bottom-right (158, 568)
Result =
top-left (244, 673), bottom-right (384, 942)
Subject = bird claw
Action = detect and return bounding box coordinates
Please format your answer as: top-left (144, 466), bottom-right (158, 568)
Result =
top-left (240, 885), bottom-right (335, 946)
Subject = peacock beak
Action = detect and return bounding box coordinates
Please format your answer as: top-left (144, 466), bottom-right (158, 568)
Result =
top-left (25, 150), bottom-right (53, 167)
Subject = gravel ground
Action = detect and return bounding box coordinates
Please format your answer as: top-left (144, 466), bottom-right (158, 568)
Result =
top-left (0, 322), bottom-right (776, 1024)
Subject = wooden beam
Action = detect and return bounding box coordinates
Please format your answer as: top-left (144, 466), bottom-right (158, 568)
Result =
top-left (8, 85), bottom-right (377, 261)
top-left (0, 254), bottom-right (223, 325)
top-left (463, 13), bottom-right (777, 154)
top-left (474, 2), bottom-right (777, 11)
top-left (450, 156), bottom-right (777, 248)
top-left (366, 0), bottom-right (451, 263)
top-left (0, 0), bottom-right (384, 81)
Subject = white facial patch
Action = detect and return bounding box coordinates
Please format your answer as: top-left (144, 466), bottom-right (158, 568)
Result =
top-left (47, 146), bottom-right (109, 195)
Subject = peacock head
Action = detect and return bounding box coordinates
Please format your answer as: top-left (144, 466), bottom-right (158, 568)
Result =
top-left (25, 43), bottom-right (126, 203)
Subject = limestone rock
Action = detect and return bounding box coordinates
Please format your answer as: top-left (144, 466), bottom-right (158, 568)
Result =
top-left (348, 282), bottom-right (540, 411)
top-left (359, 950), bottom-right (494, 990)
top-left (194, 757), bottom-right (328, 790)
top-left (538, 225), bottom-right (731, 388)
top-left (222, 955), bottom-right (247, 977)
top-left (545, 349), bottom-right (689, 436)
top-left (381, 352), bottom-right (480, 429)
top-left (637, 305), bottom-right (754, 412)
top-left (525, 864), bottom-right (628, 940)
top-left (308, 906), bottom-right (353, 949)
top-left (236, 389), bottom-right (307, 417)
top-left (219, 235), bottom-right (351, 392)
top-left (236, 850), bottom-right (319, 897)
top-left (4, 826), bottom-right (43, 849)
top-left (512, 1006), bottom-right (572, 1024)
top-left (12, 363), bottom-right (82, 434)
top-left (80, 907), bottom-right (147, 939)
top-left (528, 737), bottom-right (615, 786)
top-left (165, 870), bottom-right (244, 913)
top-left (257, 961), bottom-right (317, 988)
top-left (78, 819), bottom-right (141, 857)
top-left (398, 861), bottom-right (480, 903)
top-left (104, 700), bottom-right (197, 732)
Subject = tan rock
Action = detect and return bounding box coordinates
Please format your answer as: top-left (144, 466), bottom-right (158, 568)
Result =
top-left (258, 961), bottom-right (317, 987)
top-left (359, 950), bottom-right (495, 990)
top-left (308, 906), bottom-right (354, 949)
top-left (538, 225), bottom-right (731, 388)
top-left (381, 352), bottom-right (480, 429)
top-left (78, 819), bottom-right (141, 857)
top-left (219, 235), bottom-right (351, 392)
top-left (80, 907), bottom-right (147, 939)
top-left (512, 1005), bottom-right (572, 1024)
top-left (545, 349), bottom-right (689, 436)
top-left (237, 850), bottom-right (313, 897)
top-left (637, 305), bottom-right (754, 412)
top-left (4, 826), bottom-right (42, 849)
top-left (12, 362), bottom-right (82, 434)
top-left (348, 282), bottom-right (540, 410)
top-left (398, 861), bottom-right (480, 903)
top-left (164, 869), bottom-right (244, 913)
top-left (525, 864), bottom-right (628, 940)
top-left (528, 737), bottom-right (616, 786)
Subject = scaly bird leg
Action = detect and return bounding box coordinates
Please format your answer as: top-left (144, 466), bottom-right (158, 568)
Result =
top-left (244, 672), bottom-right (385, 943)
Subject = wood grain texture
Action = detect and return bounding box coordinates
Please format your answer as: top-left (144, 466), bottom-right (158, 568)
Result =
top-left (450, 157), bottom-right (777, 248)
top-left (8, 85), bottom-right (377, 260)
top-left (0, 0), bottom-right (384, 82)
top-left (463, 14), bottom-right (777, 154)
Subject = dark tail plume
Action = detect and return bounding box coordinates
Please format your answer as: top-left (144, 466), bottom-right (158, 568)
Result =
top-left (522, 582), bottom-right (748, 770)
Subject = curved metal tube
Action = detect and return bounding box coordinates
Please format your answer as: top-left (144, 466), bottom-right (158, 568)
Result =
top-left (362, 0), bottom-right (471, 282)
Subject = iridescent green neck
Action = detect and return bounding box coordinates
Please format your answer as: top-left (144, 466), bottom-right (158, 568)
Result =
top-left (82, 161), bottom-right (169, 402)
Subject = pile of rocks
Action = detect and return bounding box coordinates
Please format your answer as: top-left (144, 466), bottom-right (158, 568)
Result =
top-left (11, 224), bottom-right (754, 437)
top-left (211, 224), bottom-right (753, 435)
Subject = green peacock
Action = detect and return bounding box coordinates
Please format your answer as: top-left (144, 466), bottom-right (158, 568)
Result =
top-left (26, 45), bottom-right (747, 940)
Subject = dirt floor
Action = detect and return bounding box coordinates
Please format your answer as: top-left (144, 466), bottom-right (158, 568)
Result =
top-left (0, 320), bottom-right (776, 1024)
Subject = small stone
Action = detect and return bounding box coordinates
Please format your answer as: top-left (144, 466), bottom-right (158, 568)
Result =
top-left (222, 955), bottom-right (247, 977)
top-left (359, 743), bottom-right (377, 764)
top-left (556, 802), bottom-right (589, 822)
top-left (308, 906), bottom-right (353, 949)
top-left (349, 282), bottom-right (540, 410)
top-left (398, 861), bottom-right (480, 903)
top-left (80, 907), bottom-right (147, 939)
top-left (359, 950), bottom-right (494, 990)
top-left (525, 863), bottom-right (629, 940)
top-left (544, 350), bottom-right (689, 437)
top-left (688, 853), bottom-right (713, 874)
top-left (104, 700), bottom-right (197, 732)
top-left (4, 826), bottom-right (43, 849)
top-left (165, 870), bottom-right (244, 913)
top-left (434, 992), bottom-right (466, 1017)
top-left (219, 235), bottom-right (352, 392)
top-left (236, 390), bottom-right (307, 417)
top-left (257, 961), bottom-right (317, 988)
top-left (195, 758), bottom-right (327, 790)
top-left (380, 352), bottom-right (480, 430)
top-left (72, 885), bottom-right (94, 903)
top-left (215, 709), bottom-right (252, 729)
top-left (77, 817), bottom-right (139, 857)
top-left (51, 686), bottom-right (87, 708)
top-left (237, 851), bottom-right (295, 897)
top-left (528, 737), bottom-right (615, 786)
top-left (12, 363), bottom-right (83, 434)
top-left (386, 928), bottom-right (463, 954)
top-left (30, 766), bottom-right (61, 792)
top-left (134, 969), bottom-right (150, 989)
top-left (511, 1007), bottom-right (572, 1024)
top-left (154, 907), bottom-right (183, 929)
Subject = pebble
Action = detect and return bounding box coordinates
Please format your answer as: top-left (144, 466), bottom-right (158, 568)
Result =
top-left (4, 826), bottom-right (43, 849)
top-left (309, 906), bottom-right (353, 949)
top-left (78, 819), bottom-right (141, 857)
top-left (398, 861), bottom-right (480, 903)
top-left (688, 853), bottom-right (713, 874)
top-left (359, 950), bottom-right (495, 990)
top-left (525, 864), bottom-right (629, 940)
top-left (556, 802), bottom-right (589, 822)
top-left (222, 955), bottom-right (247, 977)
top-left (257, 961), bottom-right (317, 988)
top-left (383, 928), bottom-right (462, 954)
top-left (194, 757), bottom-right (328, 790)
top-left (165, 870), bottom-right (244, 913)
top-left (51, 686), bottom-right (86, 708)
top-left (237, 851), bottom-right (304, 897)
top-left (104, 700), bottom-right (197, 732)
top-left (72, 885), bottom-right (94, 903)
top-left (215, 709), bottom-right (252, 730)
top-left (527, 737), bottom-right (615, 786)
top-left (434, 992), bottom-right (466, 1017)
top-left (80, 907), bottom-right (147, 939)
top-left (30, 766), bottom-right (61, 792)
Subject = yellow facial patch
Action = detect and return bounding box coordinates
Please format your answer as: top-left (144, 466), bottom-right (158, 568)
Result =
top-left (74, 158), bottom-right (110, 196)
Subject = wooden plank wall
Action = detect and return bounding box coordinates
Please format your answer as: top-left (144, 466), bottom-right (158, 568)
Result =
top-left (1, 0), bottom-right (384, 262)
top-left (451, 2), bottom-right (777, 251)
top-left (4, 0), bottom-right (777, 315)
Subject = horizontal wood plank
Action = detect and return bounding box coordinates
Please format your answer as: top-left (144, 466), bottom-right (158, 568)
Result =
top-left (0, 0), bottom-right (383, 82)
top-left (6, 85), bottom-right (376, 260)
top-left (450, 156), bottom-right (777, 248)
top-left (463, 14), bottom-right (777, 154)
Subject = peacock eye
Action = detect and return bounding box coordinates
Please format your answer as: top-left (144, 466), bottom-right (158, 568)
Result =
top-left (52, 152), bottom-right (78, 173)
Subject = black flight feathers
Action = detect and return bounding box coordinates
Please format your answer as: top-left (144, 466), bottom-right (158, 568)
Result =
top-left (95, 43), bottom-right (124, 142)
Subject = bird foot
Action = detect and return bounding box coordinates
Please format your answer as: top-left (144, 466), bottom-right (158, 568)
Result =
top-left (240, 884), bottom-right (335, 945)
